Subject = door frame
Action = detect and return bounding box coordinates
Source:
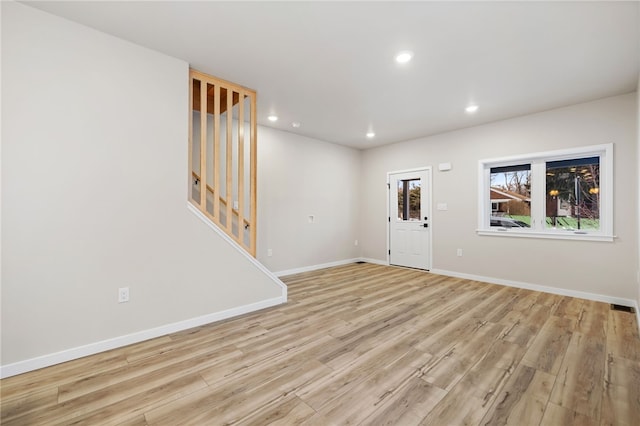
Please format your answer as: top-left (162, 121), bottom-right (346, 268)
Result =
top-left (386, 167), bottom-right (433, 270)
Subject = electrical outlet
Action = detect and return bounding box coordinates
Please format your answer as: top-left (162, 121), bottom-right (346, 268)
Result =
top-left (118, 287), bottom-right (129, 303)
top-left (267, 249), bottom-right (273, 257)
top-left (457, 248), bottom-right (463, 257)
top-left (354, 239), bottom-right (359, 246)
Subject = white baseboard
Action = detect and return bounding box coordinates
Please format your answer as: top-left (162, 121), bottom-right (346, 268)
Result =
top-left (358, 257), bottom-right (389, 266)
top-left (0, 295), bottom-right (285, 379)
top-left (274, 258), bottom-right (362, 277)
top-left (274, 257), bottom-right (390, 277)
top-left (430, 268), bottom-right (638, 308)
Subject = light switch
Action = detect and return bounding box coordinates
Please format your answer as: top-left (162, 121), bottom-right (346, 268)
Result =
top-left (437, 203), bottom-right (448, 211)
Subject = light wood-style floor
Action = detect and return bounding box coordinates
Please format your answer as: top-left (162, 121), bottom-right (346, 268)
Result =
top-left (2, 263), bottom-right (639, 425)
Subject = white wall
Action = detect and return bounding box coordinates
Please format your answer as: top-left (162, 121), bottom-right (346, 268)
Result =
top-left (1, 2), bottom-right (283, 371)
top-left (257, 127), bottom-right (361, 273)
top-left (360, 93), bottom-right (638, 301)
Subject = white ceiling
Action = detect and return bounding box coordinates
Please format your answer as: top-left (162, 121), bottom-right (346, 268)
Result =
top-left (24, 1), bottom-right (640, 149)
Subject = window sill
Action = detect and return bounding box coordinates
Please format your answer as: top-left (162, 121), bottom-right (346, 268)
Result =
top-left (476, 229), bottom-right (614, 242)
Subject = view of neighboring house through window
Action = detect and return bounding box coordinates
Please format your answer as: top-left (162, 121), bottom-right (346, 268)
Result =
top-left (490, 164), bottom-right (531, 228)
top-left (546, 157), bottom-right (599, 230)
top-left (479, 144), bottom-right (612, 241)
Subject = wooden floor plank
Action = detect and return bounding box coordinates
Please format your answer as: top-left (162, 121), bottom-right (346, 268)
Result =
top-left (600, 354), bottom-right (640, 426)
top-left (295, 337), bottom-right (418, 411)
top-left (2, 372), bottom-right (207, 426)
top-left (147, 359), bottom-right (328, 425)
top-left (61, 373), bottom-right (207, 426)
top-left (479, 365), bottom-right (554, 426)
top-left (541, 402), bottom-right (599, 426)
top-left (606, 309), bottom-right (640, 362)
top-left (359, 377), bottom-right (447, 426)
top-left (0, 387), bottom-right (59, 424)
top-left (416, 321), bottom-right (505, 391)
top-left (1, 263), bottom-right (638, 426)
top-left (550, 332), bottom-right (606, 420)
top-left (419, 339), bottom-right (528, 425)
top-left (0, 351), bottom-right (129, 402)
top-left (237, 394), bottom-right (317, 426)
top-left (57, 343), bottom-right (239, 403)
top-left (316, 357), bottom-right (422, 424)
top-left (521, 315), bottom-right (574, 375)
top-left (553, 296), bottom-right (586, 319)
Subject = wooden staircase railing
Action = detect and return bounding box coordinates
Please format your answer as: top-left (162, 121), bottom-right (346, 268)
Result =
top-left (189, 69), bottom-right (257, 256)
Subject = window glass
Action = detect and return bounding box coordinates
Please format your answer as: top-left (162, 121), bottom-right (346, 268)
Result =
top-left (478, 144), bottom-right (611, 240)
top-left (489, 164), bottom-right (531, 228)
top-left (546, 157), bottom-right (599, 230)
top-left (397, 179), bottom-right (421, 220)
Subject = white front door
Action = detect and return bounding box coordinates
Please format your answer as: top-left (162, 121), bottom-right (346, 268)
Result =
top-left (388, 169), bottom-right (431, 270)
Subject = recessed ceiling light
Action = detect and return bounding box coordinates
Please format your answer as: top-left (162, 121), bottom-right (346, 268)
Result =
top-left (291, 122), bottom-right (301, 128)
top-left (267, 115), bottom-right (278, 122)
top-left (395, 51), bottom-right (413, 64)
top-left (366, 132), bottom-right (375, 138)
top-left (465, 105), bottom-right (479, 113)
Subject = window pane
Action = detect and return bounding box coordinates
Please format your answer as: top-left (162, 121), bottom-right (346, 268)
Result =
top-left (397, 179), bottom-right (421, 221)
top-left (546, 157), bottom-right (599, 230)
top-left (489, 164), bottom-right (531, 228)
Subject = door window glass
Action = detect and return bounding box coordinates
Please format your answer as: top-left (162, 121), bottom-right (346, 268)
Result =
top-left (397, 179), bottom-right (421, 220)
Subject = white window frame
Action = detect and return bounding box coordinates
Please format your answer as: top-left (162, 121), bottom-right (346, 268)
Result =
top-left (477, 143), bottom-right (613, 242)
